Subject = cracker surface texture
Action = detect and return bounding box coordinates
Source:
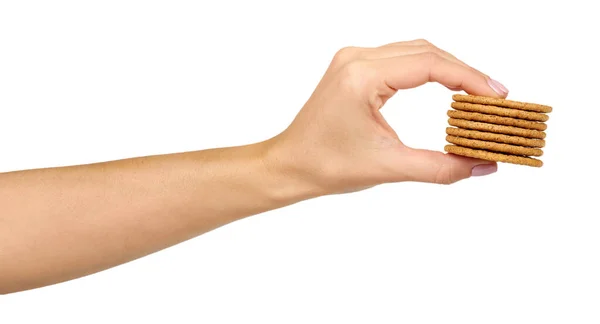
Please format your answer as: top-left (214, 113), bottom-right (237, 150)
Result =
top-left (444, 94), bottom-right (552, 167)
top-left (445, 127), bottom-right (546, 148)
top-left (444, 145), bottom-right (544, 167)
top-left (452, 94), bottom-right (552, 113)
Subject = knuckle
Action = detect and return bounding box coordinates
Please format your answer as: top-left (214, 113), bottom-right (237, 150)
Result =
top-left (332, 46), bottom-right (360, 66)
top-left (413, 38), bottom-right (431, 45)
top-left (337, 60), bottom-right (375, 92)
top-left (420, 51), bottom-right (442, 65)
top-left (434, 163), bottom-right (455, 185)
top-left (424, 43), bottom-right (439, 53)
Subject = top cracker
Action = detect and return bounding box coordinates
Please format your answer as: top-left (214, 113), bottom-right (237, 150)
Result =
top-left (452, 94), bottom-right (552, 113)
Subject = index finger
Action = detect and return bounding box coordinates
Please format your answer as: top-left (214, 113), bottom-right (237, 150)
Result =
top-left (373, 52), bottom-right (508, 98)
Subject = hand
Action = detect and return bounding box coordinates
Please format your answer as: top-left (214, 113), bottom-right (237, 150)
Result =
top-left (266, 39), bottom-right (509, 196)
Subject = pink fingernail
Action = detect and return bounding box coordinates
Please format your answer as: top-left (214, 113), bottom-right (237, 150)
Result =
top-left (487, 78), bottom-right (509, 96)
top-left (471, 164), bottom-right (497, 177)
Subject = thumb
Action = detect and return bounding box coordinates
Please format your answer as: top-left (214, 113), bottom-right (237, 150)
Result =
top-left (395, 147), bottom-right (497, 184)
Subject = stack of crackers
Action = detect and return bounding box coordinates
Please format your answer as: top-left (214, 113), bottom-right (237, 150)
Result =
top-left (444, 94), bottom-right (552, 167)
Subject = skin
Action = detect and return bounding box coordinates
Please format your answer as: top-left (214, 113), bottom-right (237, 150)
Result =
top-left (0, 39), bottom-right (507, 295)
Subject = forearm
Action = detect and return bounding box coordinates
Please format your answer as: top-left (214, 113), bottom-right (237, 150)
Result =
top-left (0, 139), bottom-right (316, 294)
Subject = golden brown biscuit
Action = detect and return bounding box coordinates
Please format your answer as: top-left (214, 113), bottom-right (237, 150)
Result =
top-left (452, 94), bottom-right (552, 113)
top-left (447, 110), bottom-right (547, 131)
top-left (444, 145), bottom-right (543, 167)
top-left (448, 118), bottom-right (546, 139)
top-left (450, 102), bottom-right (549, 122)
top-left (446, 135), bottom-right (543, 156)
top-left (445, 127), bottom-right (545, 148)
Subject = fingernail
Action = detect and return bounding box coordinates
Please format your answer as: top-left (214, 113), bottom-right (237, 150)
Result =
top-left (487, 78), bottom-right (509, 96)
top-left (471, 164), bottom-right (497, 177)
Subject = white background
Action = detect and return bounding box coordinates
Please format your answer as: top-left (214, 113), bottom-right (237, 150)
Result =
top-left (1, 1), bottom-right (598, 323)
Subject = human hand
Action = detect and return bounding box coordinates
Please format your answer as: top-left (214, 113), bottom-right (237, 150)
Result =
top-left (266, 39), bottom-right (509, 196)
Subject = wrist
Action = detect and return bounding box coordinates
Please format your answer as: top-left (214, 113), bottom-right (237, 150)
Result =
top-left (255, 136), bottom-right (326, 206)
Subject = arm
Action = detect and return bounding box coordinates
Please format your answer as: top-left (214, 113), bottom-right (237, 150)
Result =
top-left (0, 141), bottom-right (317, 294)
top-left (0, 39), bottom-right (506, 294)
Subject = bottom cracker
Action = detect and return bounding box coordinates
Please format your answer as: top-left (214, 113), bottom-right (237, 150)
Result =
top-left (444, 145), bottom-right (543, 167)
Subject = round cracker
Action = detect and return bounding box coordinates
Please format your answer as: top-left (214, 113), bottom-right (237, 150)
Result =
top-left (447, 110), bottom-right (547, 131)
top-left (451, 102), bottom-right (549, 122)
top-left (445, 127), bottom-right (545, 148)
top-left (452, 94), bottom-right (552, 113)
top-left (444, 145), bottom-right (543, 167)
top-left (448, 118), bottom-right (546, 139)
top-left (446, 135), bottom-right (543, 157)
